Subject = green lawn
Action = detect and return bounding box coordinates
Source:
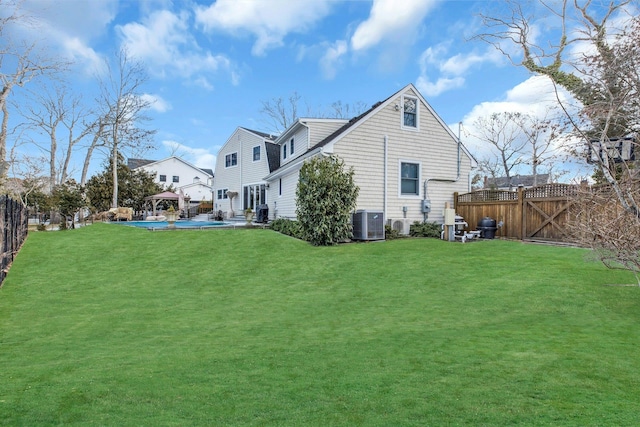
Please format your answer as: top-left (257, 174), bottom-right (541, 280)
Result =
top-left (1, 223), bottom-right (639, 426)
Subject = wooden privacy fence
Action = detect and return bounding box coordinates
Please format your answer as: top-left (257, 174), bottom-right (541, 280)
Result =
top-left (454, 184), bottom-right (581, 243)
top-left (0, 196), bottom-right (28, 286)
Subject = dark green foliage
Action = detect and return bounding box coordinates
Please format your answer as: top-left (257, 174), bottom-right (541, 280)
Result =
top-left (410, 221), bottom-right (442, 238)
top-left (296, 156), bottom-right (359, 246)
top-left (50, 180), bottom-right (85, 229)
top-left (384, 224), bottom-right (401, 240)
top-left (85, 157), bottom-right (162, 212)
top-left (269, 218), bottom-right (303, 239)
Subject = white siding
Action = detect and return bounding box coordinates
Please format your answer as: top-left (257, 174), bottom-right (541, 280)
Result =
top-left (138, 156), bottom-right (213, 203)
top-left (213, 128), bottom-right (272, 216)
top-left (280, 126), bottom-right (308, 166)
top-left (332, 87), bottom-right (473, 224)
top-left (307, 120), bottom-right (346, 148)
top-left (268, 169), bottom-right (300, 220)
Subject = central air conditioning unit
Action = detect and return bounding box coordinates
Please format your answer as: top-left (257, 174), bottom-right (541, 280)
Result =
top-left (352, 210), bottom-right (385, 241)
top-left (387, 218), bottom-right (411, 235)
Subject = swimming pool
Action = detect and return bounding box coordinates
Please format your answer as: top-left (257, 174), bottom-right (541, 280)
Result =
top-left (116, 220), bottom-right (230, 229)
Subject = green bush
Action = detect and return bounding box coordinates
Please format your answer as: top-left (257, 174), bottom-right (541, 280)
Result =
top-left (384, 225), bottom-right (401, 240)
top-left (296, 156), bottom-right (359, 246)
top-left (269, 218), bottom-right (303, 239)
top-left (409, 221), bottom-right (442, 238)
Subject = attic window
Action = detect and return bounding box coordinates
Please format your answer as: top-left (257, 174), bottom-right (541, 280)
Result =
top-left (253, 146), bottom-right (261, 161)
top-left (403, 96), bottom-right (418, 129)
top-left (159, 174), bottom-right (166, 182)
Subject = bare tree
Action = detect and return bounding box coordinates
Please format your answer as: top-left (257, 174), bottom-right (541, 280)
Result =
top-left (259, 92), bottom-right (303, 134)
top-left (0, 0), bottom-right (68, 181)
top-left (476, 1), bottom-right (640, 278)
top-left (80, 115), bottom-right (107, 187)
top-left (568, 184), bottom-right (640, 286)
top-left (472, 112), bottom-right (527, 190)
top-left (260, 92), bottom-right (368, 134)
top-left (475, 0), bottom-right (638, 215)
top-left (97, 48), bottom-right (155, 208)
top-left (19, 84), bottom-right (93, 192)
top-left (519, 112), bottom-right (567, 186)
top-left (328, 100), bottom-right (369, 119)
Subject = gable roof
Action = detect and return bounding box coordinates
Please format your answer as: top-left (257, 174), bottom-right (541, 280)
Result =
top-left (132, 155), bottom-right (213, 178)
top-left (127, 158), bottom-right (155, 169)
top-left (265, 83), bottom-right (476, 180)
top-left (240, 127), bottom-right (278, 141)
top-left (485, 174), bottom-right (550, 188)
top-left (265, 142), bottom-right (281, 172)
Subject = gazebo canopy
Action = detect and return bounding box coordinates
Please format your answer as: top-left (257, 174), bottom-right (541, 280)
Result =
top-left (144, 191), bottom-right (182, 215)
top-left (144, 191), bottom-right (180, 202)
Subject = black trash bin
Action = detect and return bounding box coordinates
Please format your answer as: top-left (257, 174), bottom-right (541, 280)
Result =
top-left (256, 204), bottom-right (269, 223)
top-left (477, 217), bottom-right (497, 239)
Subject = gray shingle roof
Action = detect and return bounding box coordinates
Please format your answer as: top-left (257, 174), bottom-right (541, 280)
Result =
top-left (127, 158), bottom-right (155, 169)
top-left (240, 127), bottom-right (278, 141)
top-left (265, 142), bottom-right (281, 173)
top-left (485, 174), bottom-right (550, 188)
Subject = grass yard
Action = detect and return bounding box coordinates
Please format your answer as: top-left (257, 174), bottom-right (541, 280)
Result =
top-left (1, 223), bottom-right (639, 426)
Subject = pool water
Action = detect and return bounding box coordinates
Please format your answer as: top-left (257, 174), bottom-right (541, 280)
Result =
top-left (116, 220), bottom-right (228, 229)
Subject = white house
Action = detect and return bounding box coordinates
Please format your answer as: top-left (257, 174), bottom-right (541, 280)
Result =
top-left (128, 156), bottom-right (214, 206)
top-left (263, 83), bottom-right (476, 229)
top-left (212, 127), bottom-right (283, 216)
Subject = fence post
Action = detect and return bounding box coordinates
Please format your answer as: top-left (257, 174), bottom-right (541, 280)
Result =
top-left (518, 186), bottom-right (525, 240)
top-left (453, 192), bottom-right (458, 211)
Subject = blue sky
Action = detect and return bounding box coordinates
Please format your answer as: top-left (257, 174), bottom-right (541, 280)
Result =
top-left (7, 0), bottom-right (620, 181)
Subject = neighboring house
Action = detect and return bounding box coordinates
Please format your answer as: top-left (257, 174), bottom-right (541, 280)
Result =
top-left (484, 174), bottom-right (550, 190)
top-left (128, 156), bottom-right (214, 205)
top-left (212, 127), bottom-right (282, 216)
top-left (262, 83), bottom-right (476, 227)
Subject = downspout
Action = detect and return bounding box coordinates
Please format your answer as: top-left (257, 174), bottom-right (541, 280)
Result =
top-left (423, 122), bottom-right (462, 222)
top-left (384, 135), bottom-right (388, 222)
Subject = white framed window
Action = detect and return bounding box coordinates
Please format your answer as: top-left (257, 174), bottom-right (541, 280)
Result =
top-left (225, 152), bottom-right (237, 168)
top-left (399, 161), bottom-right (420, 196)
top-left (402, 95), bottom-right (419, 129)
top-left (283, 143), bottom-right (287, 160)
top-left (290, 138), bottom-right (295, 155)
top-left (253, 146), bottom-right (261, 161)
top-left (172, 175), bottom-right (179, 183)
top-left (217, 188), bottom-right (228, 200)
top-left (159, 174), bottom-right (166, 182)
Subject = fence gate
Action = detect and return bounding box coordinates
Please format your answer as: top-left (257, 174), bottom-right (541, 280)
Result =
top-left (520, 185), bottom-right (577, 242)
top-left (455, 184), bottom-right (579, 243)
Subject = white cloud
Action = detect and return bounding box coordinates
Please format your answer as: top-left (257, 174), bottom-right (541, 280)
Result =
top-left (320, 40), bottom-right (348, 79)
top-left (62, 37), bottom-right (105, 75)
top-left (8, 0), bottom-right (117, 75)
top-left (351, 0), bottom-right (436, 51)
top-left (417, 76), bottom-right (465, 97)
top-left (459, 76), bottom-right (581, 168)
top-left (195, 0), bottom-right (334, 56)
top-left (117, 9), bottom-right (236, 85)
top-left (141, 93), bottom-right (172, 113)
top-left (161, 140), bottom-right (216, 170)
top-left (416, 43), bottom-right (504, 97)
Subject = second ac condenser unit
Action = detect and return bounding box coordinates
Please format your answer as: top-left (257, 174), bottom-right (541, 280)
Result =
top-left (387, 218), bottom-right (411, 235)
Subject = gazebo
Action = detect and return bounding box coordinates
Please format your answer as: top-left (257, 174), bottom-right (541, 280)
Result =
top-left (144, 191), bottom-right (187, 217)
